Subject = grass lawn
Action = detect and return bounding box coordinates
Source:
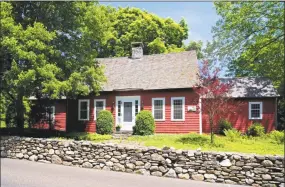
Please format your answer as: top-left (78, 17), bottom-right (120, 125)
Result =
top-left (127, 133), bottom-right (284, 156)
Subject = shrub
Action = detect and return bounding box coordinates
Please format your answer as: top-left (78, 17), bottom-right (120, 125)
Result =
top-left (133, 110), bottom-right (155, 136)
top-left (224, 129), bottom-right (242, 142)
top-left (96, 110), bottom-right (114, 135)
top-left (247, 123), bottom-right (265, 137)
top-left (269, 130), bottom-right (284, 144)
top-left (218, 119), bottom-right (233, 135)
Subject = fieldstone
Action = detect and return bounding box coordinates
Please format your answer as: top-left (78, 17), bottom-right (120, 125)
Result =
top-left (113, 151), bottom-right (121, 156)
top-left (178, 173), bottom-right (190, 180)
top-left (150, 166), bottom-right (158, 171)
top-left (126, 163), bottom-right (135, 169)
top-left (174, 167), bottom-right (183, 174)
top-left (1, 151), bottom-right (7, 158)
top-left (246, 179), bottom-right (254, 185)
top-left (204, 174), bottom-right (217, 179)
top-left (51, 155), bottom-right (62, 164)
top-left (16, 153), bottom-right (24, 159)
top-left (113, 163), bottom-right (125, 172)
top-left (220, 159), bottom-right (232, 167)
top-left (49, 149), bottom-right (55, 155)
top-left (135, 161), bottom-right (144, 166)
top-left (135, 169), bottom-right (150, 176)
top-left (159, 166), bottom-right (167, 173)
top-left (66, 151), bottom-right (74, 155)
top-left (192, 174), bottom-right (204, 181)
top-left (262, 174), bottom-right (272, 180)
top-left (63, 156), bottom-right (74, 161)
top-left (262, 160), bottom-right (273, 167)
top-left (164, 169), bottom-right (177, 178)
top-left (63, 161), bottom-right (72, 166)
top-left (102, 166), bottom-right (110, 171)
top-left (82, 162), bottom-right (93, 168)
top-left (29, 155), bottom-right (38, 161)
top-left (151, 153), bottom-right (165, 161)
top-left (144, 162), bottom-right (151, 169)
top-left (225, 180), bottom-right (236, 184)
top-left (166, 158), bottom-right (172, 164)
top-left (110, 158), bottom-right (119, 163)
top-left (151, 171), bottom-right (163, 177)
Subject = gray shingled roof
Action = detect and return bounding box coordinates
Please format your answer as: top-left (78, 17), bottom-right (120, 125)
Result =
top-left (221, 77), bottom-right (279, 98)
top-left (97, 51), bottom-right (198, 91)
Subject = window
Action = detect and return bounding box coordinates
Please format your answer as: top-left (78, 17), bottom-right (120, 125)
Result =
top-left (45, 106), bottom-right (55, 123)
top-left (249, 102), bottom-right (262, 119)
top-left (135, 100), bottom-right (139, 115)
top-left (94, 99), bottom-right (106, 120)
top-left (171, 97), bottom-right (185, 121)
top-left (152, 98), bottom-right (165, 121)
top-left (78, 99), bottom-right (90, 120)
top-left (118, 100), bottom-right (122, 117)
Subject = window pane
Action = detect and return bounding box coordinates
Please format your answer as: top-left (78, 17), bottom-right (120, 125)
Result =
top-left (153, 99), bottom-right (164, 120)
top-left (80, 110), bottom-right (87, 119)
top-left (135, 100), bottom-right (139, 115)
top-left (173, 99), bottom-right (183, 119)
top-left (251, 104), bottom-right (260, 110)
top-left (251, 109), bottom-right (260, 118)
top-left (118, 101), bottom-right (121, 116)
top-left (95, 101), bottom-right (104, 119)
top-left (80, 101), bottom-right (87, 110)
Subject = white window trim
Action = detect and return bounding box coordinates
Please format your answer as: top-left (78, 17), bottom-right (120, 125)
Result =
top-left (249, 102), bottom-right (263, 120)
top-left (78, 99), bottom-right (90, 121)
top-left (46, 106), bottom-right (55, 122)
top-left (171, 97), bottom-right (185, 121)
top-left (94, 99), bottom-right (106, 120)
top-left (152, 98), bottom-right (165, 121)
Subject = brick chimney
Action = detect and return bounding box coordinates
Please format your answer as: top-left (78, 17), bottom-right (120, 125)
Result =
top-left (131, 42), bottom-right (143, 59)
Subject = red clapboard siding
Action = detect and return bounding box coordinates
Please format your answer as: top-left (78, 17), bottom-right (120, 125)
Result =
top-left (202, 98), bottom-right (276, 133)
top-left (32, 100), bottom-right (66, 131)
top-left (68, 89), bottom-right (200, 134)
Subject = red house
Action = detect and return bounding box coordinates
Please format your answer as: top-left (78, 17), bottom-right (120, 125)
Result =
top-left (31, 44), bottom-right (279, 134)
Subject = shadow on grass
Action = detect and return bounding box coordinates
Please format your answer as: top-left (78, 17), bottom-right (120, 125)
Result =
top-left (176, 133), bottom-right (225, 148)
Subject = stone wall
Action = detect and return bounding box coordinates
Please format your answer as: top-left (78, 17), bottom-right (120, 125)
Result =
top-left (1, 136), bottom-right (284, 187)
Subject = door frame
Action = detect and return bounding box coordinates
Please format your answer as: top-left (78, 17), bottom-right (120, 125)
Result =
top-left (115, 96), bottom-right (140, 131)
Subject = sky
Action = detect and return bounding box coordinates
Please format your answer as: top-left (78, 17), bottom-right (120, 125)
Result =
top-left (100, 2), bottom-right (220, 46)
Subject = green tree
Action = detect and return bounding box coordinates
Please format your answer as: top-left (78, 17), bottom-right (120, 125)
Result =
top-left (206, 2), bottom-right (284, 89)
top-left (99, 7), bottom-right (188, 57)
top-left (186, 40), bottom-right (204, 59)
top-left (0, 2), bottom-right (110, 129)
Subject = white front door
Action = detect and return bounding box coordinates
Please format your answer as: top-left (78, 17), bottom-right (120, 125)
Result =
top-left (116, 96), bottom-right (140, 131)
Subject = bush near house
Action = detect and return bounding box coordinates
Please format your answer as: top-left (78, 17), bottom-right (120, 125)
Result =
top-left (224, 129), bottom-right (242, 142)
top-left (218, 119), bottom-right (233, 135)
top-left (133, 110), bottom-right (155, 136)
top-left (247, 123), bottom-right (265, 137)
top-left (268, 130), bottom-right (284, 144)
top-left (96, 110), bottom-right (114, 135)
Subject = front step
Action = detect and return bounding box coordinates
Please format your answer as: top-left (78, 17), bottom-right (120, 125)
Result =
top-left (112, 131), bottom-right (132, 139)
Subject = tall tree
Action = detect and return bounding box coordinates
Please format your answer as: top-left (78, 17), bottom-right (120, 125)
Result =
top-left (0, 2), bottom-right (110, 129)
top-left (206, 2), bottom-right (284, 89)
top-left (99, 7), bottom-right (188, 57)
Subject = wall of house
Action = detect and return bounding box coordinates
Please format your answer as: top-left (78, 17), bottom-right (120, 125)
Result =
top-left (31, 100), bottom-right (66, 131)
top-left (66, 89), bottom-right (200, 133)
top-left (202, 98), bottom-right (276, 133)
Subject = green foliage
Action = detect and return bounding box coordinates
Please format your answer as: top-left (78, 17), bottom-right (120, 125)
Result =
top-left (64, 132), bottom-right (112, 142)
top-left (206, 2), bottom-right (284, 88)
top-left (178, 133), bottom-right (209, 146)
top-left (186, 40), bottom-right (204, 59)
top-left (218, 119), bottom-right (233, 135)
top-left (100, 7), bottom-right (188, 57)
top-left (133, 110), bottom-right (155, 136)
top-left (268, 130), bottom-right (284, 144)
top-left (247, 123), bottom-right (265, 137)
top-left (224, 129), bottom-right (242, 142)
top-left (96, 110), bottom-right (114, 135)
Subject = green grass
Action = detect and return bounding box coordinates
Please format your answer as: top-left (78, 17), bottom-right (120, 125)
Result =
top-left (127, 133), bottom-right (284, 155)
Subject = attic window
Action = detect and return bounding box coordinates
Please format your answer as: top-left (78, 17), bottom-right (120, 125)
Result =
top-left (249, 102), bottom-right (262, 119)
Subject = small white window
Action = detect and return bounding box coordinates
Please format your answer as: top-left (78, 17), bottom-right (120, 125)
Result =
top-left (171, 97), bottom-right (185, 121)
top-left (152, 98), bottom-right (165, 121)
top-left (249, 102), bottom-right (263, 119)
top-left (94, 99), bottom-right (106, 120)
top-left (78, 99), bottom-right (90, 121)
top-left (46, 106), bottom-right (55, 122)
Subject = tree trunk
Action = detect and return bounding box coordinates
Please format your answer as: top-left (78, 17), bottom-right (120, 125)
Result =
top-left (209, 115), bottom-right (214, 144)
top-left (16, 94), bottom-right (24, 131)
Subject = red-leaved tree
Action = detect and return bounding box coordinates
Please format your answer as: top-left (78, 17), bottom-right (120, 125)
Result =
top-left (194, 60), bottom-right (237, 144)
